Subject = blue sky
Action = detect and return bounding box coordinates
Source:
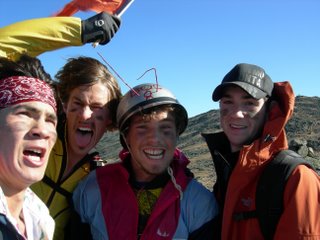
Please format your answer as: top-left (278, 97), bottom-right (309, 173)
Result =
top-left (1, 0), bottom-right (319, 117)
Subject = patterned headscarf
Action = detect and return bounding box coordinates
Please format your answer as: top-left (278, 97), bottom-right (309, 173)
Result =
top-left (0, 76), bottom-right (57, 112)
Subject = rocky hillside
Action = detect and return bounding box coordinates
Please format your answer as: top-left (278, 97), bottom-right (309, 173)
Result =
top-left (94, 96), bottom-right (320, 189)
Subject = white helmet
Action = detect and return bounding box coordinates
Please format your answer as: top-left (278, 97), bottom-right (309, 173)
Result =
top-left (117, 83), bottom-right (188, 134)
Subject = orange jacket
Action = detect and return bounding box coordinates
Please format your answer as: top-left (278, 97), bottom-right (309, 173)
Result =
top-left (204, 81), bottom-right (320, 239)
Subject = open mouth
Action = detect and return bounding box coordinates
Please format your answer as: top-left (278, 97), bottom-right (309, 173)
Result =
top-left (78, 127), bottom-right (93, 135)
top-left (75, 127), bottom-right (93, 148)
top-left (144, 148), bottom-right (164, 160)
top-left (23, 148), bottom-right (44, 163)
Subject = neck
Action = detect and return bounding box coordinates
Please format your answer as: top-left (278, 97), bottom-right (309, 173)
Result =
top-left (2, 186), bottom-right (25, 221)
top-left (67, 149), bottom-right (84, 166)
top-left (7, 192), bottom-right (27, 238)
top-left (64, 144), bottom-right (87, 178)
top-left (0, 182), bottom-right (27, 236)
top-left (64, 123), bottom-right (87, 177)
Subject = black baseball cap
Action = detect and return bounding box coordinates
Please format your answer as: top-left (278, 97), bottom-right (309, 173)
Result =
top-left (212, 63), bottom-right (274, 102)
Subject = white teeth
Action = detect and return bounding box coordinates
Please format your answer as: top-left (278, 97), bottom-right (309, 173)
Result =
top-left (148, 155), bottom-right (163, 160)
top-left (28, 155), bottom-right (41, 162)
top-left (144, 149), bottom-right (164, 160)
top-left (24, 149), bottom-right (43, 158)
top-left (144, 149), bottom-right (163, 155)
top-left (29, 149), bottom-right (41, 154)
top-left (78, 127), bottom-right (92, 132)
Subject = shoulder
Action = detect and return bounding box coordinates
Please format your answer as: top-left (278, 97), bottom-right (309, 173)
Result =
top-left (277, 165), bottom-right (320, 238)
top-left (183, 180), bottom-right (217, 205)
top-left (72, 170), bottom-right (101, 220)
top-left (178, 180), bottom-right (219, 234)
top-left (74, 170), bottom-right (99, 196)
top-left (182, 179), bottom-right (219, 216)
top-left (283, 164), bottom-right (320, 206)
top-left (286, 164), bottom-right (319, 190)
top-left (95, 162), bottom-right (127, 181)
top-left (184, 179), bottom-right (212, 195)
top-left (73, 163), bottom-right (125, 203)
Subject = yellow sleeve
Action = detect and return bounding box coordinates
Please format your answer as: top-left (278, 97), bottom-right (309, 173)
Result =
top-left (0, 17), bottom-right (83, 61)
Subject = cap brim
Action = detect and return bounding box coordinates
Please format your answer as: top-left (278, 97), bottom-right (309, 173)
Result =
top-left (212, 82), bottom-right (267, 101)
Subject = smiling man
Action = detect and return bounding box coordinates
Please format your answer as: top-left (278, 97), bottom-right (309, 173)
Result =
top-left (73, 83), bottom-right (219, 240)
top-left (203, 63), bottom-right (320, 239)
top-left (0, 57), bottom-right (57, 239)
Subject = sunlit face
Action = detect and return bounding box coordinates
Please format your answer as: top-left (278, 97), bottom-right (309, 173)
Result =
top-left (124, 110), bottom-right (178, 182)
top-left (219, 86), bottom-right (268, 152)
top-left (63, 83), bottom-right (112, 160)
top-left (0, 102), bottom-right (57, 191)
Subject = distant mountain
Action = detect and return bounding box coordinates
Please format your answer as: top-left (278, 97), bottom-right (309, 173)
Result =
top-left (94, 96), bottom-right (320, 189)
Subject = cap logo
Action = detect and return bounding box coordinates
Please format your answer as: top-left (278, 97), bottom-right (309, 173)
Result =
top-left (130, 84), bottom-right (162, 100)
top-left (242, 69), bottom-right (265, 88)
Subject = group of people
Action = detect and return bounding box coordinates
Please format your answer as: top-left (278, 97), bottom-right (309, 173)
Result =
top-left (0, 9), bottom-right (319, 240)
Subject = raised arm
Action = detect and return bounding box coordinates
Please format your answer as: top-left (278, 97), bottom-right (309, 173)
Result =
top-left (0, 12), bottom-right (120, 61)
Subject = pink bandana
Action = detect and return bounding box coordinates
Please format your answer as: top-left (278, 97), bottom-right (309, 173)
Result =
top-left (0, 76), bottom-right (57, 112)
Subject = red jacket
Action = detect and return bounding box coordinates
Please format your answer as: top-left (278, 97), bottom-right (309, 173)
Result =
top-left (95, 149), bottom-right (191, 240)
top-left (204, 82), bottom-right (320, 239)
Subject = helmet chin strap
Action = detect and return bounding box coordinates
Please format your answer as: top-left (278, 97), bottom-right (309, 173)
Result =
top-left (167, 167), bottom-right (183, 200)
top-left (120, 132), bottom-right (131, 152)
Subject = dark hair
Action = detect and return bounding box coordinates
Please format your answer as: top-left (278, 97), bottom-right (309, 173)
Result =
top-left (55, 56), bottom-right (122, 130)
top-left (0, 56), bottom-right (32, 79)
top-left (1, 54), bottom-right (54, 85)
top-left (17, 54), bottom-right (53, 83)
